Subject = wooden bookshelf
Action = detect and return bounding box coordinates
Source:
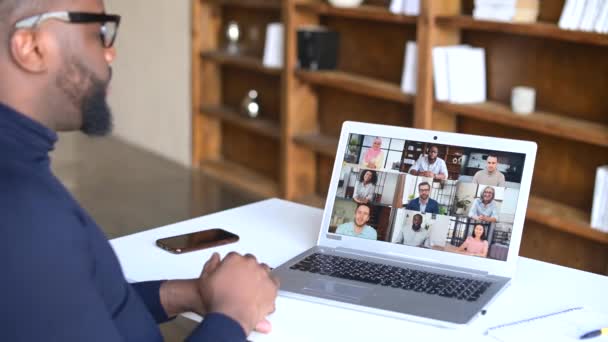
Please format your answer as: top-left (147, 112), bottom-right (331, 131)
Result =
top-left (436, 0), bottom-right (608, 274)
top-left (192, 0), bottom-right (608, 274)
top-left (201, 51), bottom-right (282, 76)
top-left (201, 105), bottom-right (281, 140)
top-left (293, 133), bottom-right (339, 157)
top-left (199, 159), bottom-right (280, 198)
top-left (205, 0), bottom-right (282, 10)
top-left (436, 101), bottom-right (608, 148)
top-left (436, 15), bottom-right (608, 47)
top-left (295, 70), bottom-right (414, 104)
top-left (296, 3), bottom-right (417, 24)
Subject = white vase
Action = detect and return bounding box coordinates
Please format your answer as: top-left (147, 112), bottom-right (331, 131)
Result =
top-left (328, 0), bottom-right (364, 8)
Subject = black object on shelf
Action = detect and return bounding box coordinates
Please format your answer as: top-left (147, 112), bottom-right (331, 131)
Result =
top-left (297, 27), bottom-right (339, 70)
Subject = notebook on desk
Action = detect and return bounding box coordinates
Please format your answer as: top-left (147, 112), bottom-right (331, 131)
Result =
top-left (272, 121), bottom-right (537, 327)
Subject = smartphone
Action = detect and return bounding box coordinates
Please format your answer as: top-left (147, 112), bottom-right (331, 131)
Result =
top-left (155, 228), bottom-right (239, 254)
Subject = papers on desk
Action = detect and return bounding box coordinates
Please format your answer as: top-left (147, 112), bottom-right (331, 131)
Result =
top-left (485, 307), bottom-right (608, 341)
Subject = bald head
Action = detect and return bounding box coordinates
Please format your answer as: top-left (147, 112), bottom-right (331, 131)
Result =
top-left (0, 0), bottom-right (44, 32)
top-left (0, 0), bottom-right (116, 136)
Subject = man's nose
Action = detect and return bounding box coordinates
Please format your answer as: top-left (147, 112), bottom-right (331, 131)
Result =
top-left (105, 46), bottom-right (117, 65)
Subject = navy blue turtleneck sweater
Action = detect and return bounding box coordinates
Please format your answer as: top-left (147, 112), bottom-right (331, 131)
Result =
top-left (0, 103), bottom-right (246, 341)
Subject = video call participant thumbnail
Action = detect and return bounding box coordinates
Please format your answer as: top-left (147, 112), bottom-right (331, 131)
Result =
top-left (395, 213), bottom-right (429, 247)
top-left (472, 155), bottom-right (506, 187)
top-left (408, 145), bottom-right (448, 180)
top-left (405, 181), bottom-right (439, 214)
top-left (336, 203), bottom-right (378, 240)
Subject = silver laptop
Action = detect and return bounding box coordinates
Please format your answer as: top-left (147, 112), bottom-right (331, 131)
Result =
top-left (273, 121), bottom-right (537, 326)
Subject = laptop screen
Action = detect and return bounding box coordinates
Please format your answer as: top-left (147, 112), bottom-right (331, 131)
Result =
top-left (328, 133), bottom-right (526, 262)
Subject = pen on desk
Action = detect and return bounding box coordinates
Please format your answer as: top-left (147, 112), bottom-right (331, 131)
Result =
top-left (580, 328), bottom-right (608, 340)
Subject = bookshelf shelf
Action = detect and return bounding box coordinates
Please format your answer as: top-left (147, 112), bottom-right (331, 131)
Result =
top-left (436, 15), bottom-right (608, 47)
top-left (204, 0), bottom-right (281, 10)
top-left (435, 101), bottom-right (608, 148)
top-left (201, 51), bottom-right (282, 76)
top-left (201, 105), bottom-right (281, 140)
top-left (295, 3), bottom-right (417, 24)
top-left (200, 159), bottom-right (280, 198)
top-left (295, 70), bottom-right (414, 105)
top-left (528, 196), bottom-right (608, 245)
top-left (293, 133), bottom-right (339, 157)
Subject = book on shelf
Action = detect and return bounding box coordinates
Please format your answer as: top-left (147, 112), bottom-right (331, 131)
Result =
top-left (558, 0), bottom-right (577, 29)
top-left (473, 0), bottom-right (539, 23)
top-left (389, 0), bottom-right (404, 14)
top-left (595, 0), bottom-right (608, 33)
top-left (389, 0), bottom-right (420, 16)
top-left (579, 0), bottom-right (600, 31)
top-left (432, 47), bottom-right (449, 101)
top-left (591, 165), bottom-right (608, 232)
top-left (559, 0), bottom-right (608, 33)
top-left (401, 41), bottom-right (417, 94)
top-left (433, 45), bottom-right (486, 104)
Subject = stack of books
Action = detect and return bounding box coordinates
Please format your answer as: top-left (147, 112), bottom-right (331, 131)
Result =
top-left (473, 0), bottom-right (540, 23)
top-left (559, 0), bottom-right (608, 33)
top-left (389, 0), bottom-right (420, 16)
top-left (432, 46), bottom-right (486, 104)
top-left (591, 165), bottom-right (608, 232)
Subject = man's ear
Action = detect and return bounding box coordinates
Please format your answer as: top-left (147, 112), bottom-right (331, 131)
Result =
top-left (10, 29), bottom-right (48, 73)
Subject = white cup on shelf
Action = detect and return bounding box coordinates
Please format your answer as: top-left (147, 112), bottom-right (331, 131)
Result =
top-left (511, 86), bottom-right (536, 115)
top-left (328, 0), bottom-right (364, 7)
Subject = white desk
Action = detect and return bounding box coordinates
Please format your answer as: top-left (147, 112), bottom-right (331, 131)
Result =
top-left (111, 199), bottom-right (608, 342)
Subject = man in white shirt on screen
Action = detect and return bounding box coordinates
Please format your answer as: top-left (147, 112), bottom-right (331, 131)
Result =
top-left (408, 145), bottom-right (448, 180)
top-left (396, 213), bottom-right (430, 247)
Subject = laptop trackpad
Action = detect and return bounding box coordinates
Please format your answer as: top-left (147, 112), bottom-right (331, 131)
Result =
top-left (302, 278), bottom-right (371, 303)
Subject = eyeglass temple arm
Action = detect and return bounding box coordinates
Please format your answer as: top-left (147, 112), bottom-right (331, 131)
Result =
top-left (14, 11), bottom-right (70, 29)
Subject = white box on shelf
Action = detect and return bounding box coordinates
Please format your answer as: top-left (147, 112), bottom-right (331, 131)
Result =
top-left (401, 41), bottom-right (417, 94)
top-left (389, 0), bottom-right (405, 14)
top-left (404, 0), bottom-right (420, 15)
top-left (591, 165), bottom-right (608, 232)
top-left (263, 23), bottom-right (284, 68)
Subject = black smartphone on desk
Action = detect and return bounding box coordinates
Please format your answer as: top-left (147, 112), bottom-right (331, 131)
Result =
top-left (156, 228), bottom-right (239, 254)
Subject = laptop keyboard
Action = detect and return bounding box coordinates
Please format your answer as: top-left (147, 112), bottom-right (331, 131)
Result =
top-left (290, 253), bottom-right (491, 302)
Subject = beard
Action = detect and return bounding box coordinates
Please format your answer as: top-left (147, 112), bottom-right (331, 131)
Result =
top-left (80, 74), bottom-right (113, 136)
top-left (56, 58), bottom-right (113, 136)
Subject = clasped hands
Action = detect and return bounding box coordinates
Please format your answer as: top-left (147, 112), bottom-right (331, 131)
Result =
top-left (160, 252), bottom-right (279, 336)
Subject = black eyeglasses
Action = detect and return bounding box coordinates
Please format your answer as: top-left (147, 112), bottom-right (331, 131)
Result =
top-left (14, 11), bottom-right (121, 48)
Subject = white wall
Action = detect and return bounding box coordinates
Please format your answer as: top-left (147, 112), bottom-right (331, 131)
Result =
top-left (105, 0), bottom-right (191, 166)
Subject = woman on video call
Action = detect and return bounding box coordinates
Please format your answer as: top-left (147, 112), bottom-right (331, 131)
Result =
top-left (353, 170), bottom-right (377, 204)
top-left (468, 186), bottom-right (498, 223)
top-left (360, 137), bottom-right (384, 169)
top-left (457, 224), bottom-right (489, 257)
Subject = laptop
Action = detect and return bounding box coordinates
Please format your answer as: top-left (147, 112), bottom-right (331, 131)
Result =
top-left (272, 121), bottom-right (537, 326)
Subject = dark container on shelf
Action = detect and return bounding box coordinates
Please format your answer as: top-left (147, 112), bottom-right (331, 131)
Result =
top-left (297, 27), bottom-right (339, 70)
